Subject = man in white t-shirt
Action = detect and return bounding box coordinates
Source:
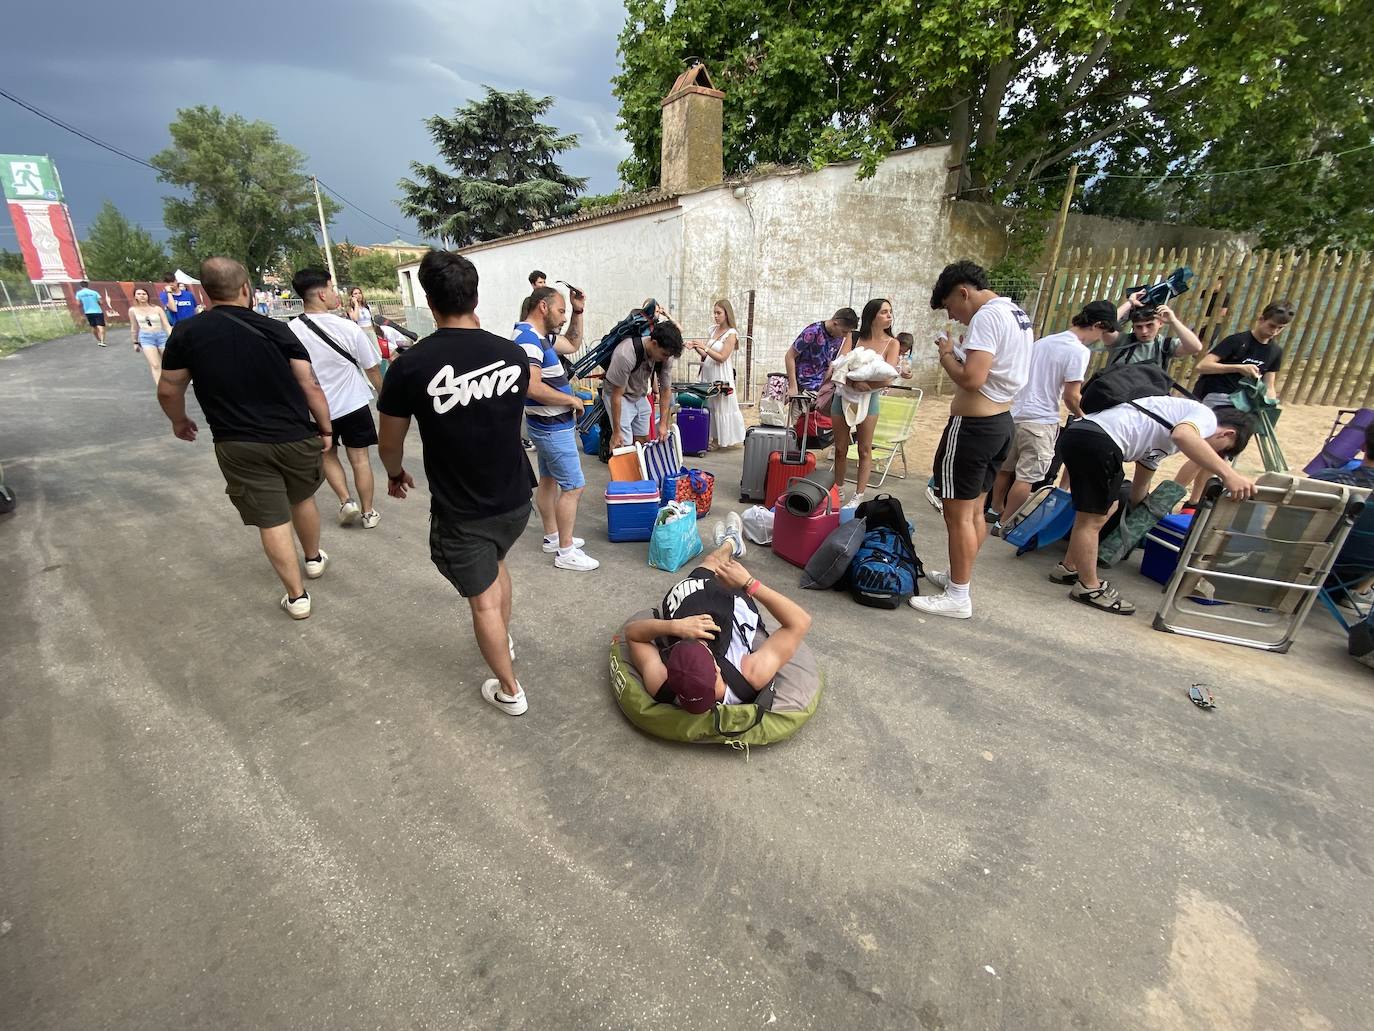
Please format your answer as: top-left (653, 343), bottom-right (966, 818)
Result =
top-left (1053, 392), bottom-right (1256, 614)
top-left (914, 261), bottom-right (1034, 619)
top-left (289, 268), bottom-right (384, 528)
top-left (991, 299), bottom-right (1119, 524)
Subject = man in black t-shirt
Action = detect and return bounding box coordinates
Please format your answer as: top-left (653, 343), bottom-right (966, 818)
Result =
top-left (158, 257), bottom-right (335, 620)
top-left (1193, 300), bottom-right (1295, 405)
top-left (378, 249), bottom-right (536, 716)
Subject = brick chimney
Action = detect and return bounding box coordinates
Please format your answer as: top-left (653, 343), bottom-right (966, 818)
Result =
top-left (660, 59), bottom-right (724, 193)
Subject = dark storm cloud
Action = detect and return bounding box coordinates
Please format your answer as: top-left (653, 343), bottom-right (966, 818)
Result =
top-left (0, 0), bottom-right (632, 249)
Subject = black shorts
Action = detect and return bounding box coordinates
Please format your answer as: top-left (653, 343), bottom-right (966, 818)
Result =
top-left (932, 412), bottom-right (1014, 501)
top-left (85, 312), bottom-right (105, 327)
top-left (429, 502), bottom-right (532, 597)
top-left (1057, 423), bottom-right (1125, 515)
top-left (332, 404), bottom-right (378, 449)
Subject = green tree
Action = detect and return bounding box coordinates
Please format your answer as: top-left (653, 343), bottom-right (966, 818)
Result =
top-left (151, 106), bottom-right (337, 276)
top-left (614, 0), bottom-right (1371, 244)
top-left (398, 87), bottom-right (588, 245)
top-left (350, 250), bottom-right (401, 291)
top-left (0, 249), bottom-right (29, 296)
top-left (80, 201), bottom-right (168, 281)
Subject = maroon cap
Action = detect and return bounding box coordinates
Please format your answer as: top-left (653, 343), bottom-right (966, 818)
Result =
top-left (666, 641), bottom-right (718, 714)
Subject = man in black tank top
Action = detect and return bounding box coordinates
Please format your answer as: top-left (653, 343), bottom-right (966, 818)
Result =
top-left (624, 543), bottom-right (814, 713)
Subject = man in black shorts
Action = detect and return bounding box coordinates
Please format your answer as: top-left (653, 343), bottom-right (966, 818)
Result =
top-left (378, 249), bottom-right (537, 716)
top-left (1054, 395), bottom-right (1255, 615)
top-left (157, 257), bottom-right (335, 620)
top-left (914, 261), bottom-right (1033, 619)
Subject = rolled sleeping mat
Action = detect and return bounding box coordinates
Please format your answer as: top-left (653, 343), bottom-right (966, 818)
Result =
top-left (780, 471), bottom-right (837, 517)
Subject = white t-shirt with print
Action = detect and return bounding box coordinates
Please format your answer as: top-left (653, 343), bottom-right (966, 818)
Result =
top-left (955, 296), bottom-right (1034, 403)
top-left (1012, 330), bottom-right (1090, 423)
top-left (288, 312), bottom-right (379, 419)
top-left (1084, 396), bottom-right (1217, 469)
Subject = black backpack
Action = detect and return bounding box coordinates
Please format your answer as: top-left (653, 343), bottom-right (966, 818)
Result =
top-left (1080, 362), bottom-right (1175, 413)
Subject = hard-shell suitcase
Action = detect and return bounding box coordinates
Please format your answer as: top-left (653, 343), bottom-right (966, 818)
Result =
top-left (773, 478), bottom-right (841, 567)
top-left (678, 408), bottom-right (710, 455)
top-left (765, 450), bottom-right (817, 510)
top-left (741, 426), bottom-right (789, 502)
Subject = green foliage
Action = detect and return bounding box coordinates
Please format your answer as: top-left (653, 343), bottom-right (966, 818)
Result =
top-left (151, 106), bottom-right (337, 276)
top-left (80, 201), bottom-right (168, 281)
top-left (398, 87), bottom-right (588, 245)
top-left (0, 248), bottom-right (29, 296)
top-left (614, 0), bottom-right (1373, 247)
top-left (350, 250), bottom-right (401, 291)
top-left (577, 191), bottom-right (628, 212)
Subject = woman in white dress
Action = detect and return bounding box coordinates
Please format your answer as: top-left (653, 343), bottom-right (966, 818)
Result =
top-left (689, 299), bottom-right (747, 448)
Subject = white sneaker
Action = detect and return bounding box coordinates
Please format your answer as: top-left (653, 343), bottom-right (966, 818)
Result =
top-left (924, 480), bottom-right (944, 515)
top-left (842, 492), bottom-right (866, 510)
top-left (554, 547), bottom-right (600, 571)
top-left (360, 509), bottom-right (380, 529)
top-left (481, 679), bottom-right (528, 716)
top-left (909, 591), bottom-right (973, 619)
top-left (304, 550), bottom-right (329, 579)
top-left (541, 535), bottom-right (584, 554)
top-left (338, 499), bottom-right (361, 526)
top-left (924, 569), bottom-right (950, 589)
top-left (279, 591), bottom-right (311, 619)
top-left (712, 519), bottom-right (726, 547)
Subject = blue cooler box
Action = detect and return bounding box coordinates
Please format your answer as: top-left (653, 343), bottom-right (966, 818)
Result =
top-left (606, 480), bottom-right (661, 542)
top-left (1141, 513), bottom-right (1193, 585)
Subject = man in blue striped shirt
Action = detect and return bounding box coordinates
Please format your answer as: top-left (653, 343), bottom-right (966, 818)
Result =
top-left (515, 287), bottom-right (599, 572)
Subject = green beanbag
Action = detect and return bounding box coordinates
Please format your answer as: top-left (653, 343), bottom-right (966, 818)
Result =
top-left (610, 610), bottom-right (822, 746)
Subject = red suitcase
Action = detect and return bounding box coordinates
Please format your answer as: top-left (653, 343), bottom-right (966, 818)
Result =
top-left (765, 450), bottom-right (816, 510)
top-left (772, 479), bottom-right (841, 567)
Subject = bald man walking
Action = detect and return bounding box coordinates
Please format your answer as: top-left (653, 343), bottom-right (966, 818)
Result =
top-left (157, 257), bottom-right (335, 619)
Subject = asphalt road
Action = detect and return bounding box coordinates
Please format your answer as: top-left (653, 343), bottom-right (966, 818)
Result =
top-left (2, 333), bottom-right (1371, 1030)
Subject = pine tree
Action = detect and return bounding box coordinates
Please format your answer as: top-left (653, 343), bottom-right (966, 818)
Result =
top-left (398, 87), bottom-right (587, 246)
top-left (81, 201), bottom-right (168, 281)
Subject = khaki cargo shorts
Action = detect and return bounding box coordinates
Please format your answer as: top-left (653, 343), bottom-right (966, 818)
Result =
top-left (214, 439), bottom-right (323, 528)
top-left (1000, 421), bottom-right (1059, 482)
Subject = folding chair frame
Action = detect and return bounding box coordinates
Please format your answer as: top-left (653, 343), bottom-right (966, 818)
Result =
top-left (839, 387), bottom-right (923, 489)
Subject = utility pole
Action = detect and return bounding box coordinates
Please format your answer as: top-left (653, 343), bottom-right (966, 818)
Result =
top-left (311, 175), bottom-right (339, 287)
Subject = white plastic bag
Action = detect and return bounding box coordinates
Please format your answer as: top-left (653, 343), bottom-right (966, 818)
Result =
top-left (742, 505), bottom-right (775, 545)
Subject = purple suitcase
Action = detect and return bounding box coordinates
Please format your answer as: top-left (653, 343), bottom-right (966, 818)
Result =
top-left (678, 408), bottom-right (710, 455)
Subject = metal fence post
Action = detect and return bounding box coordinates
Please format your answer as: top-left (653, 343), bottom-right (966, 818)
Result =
top-left (744, 288), bottom-right (756, 402)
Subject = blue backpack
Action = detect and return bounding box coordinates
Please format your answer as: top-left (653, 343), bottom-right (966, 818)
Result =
top-left (848, 525), bottom-right (922, 608)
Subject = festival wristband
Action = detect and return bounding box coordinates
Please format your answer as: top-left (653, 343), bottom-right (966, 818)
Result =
top-left (745, 578), bottom-right (762, 598)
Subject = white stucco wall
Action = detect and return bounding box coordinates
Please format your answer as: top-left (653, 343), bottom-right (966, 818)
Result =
top-left (398, 204), bottom-right (685, 347)
top-left (398, 143), bottom-right (957, 393)
top-left (674, 144), bottom-right (955, 391)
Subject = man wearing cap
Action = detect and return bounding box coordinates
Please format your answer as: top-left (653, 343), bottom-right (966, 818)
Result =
top-left (786, 309), bottom-right (859, 396)
top-left (991, 300), bottom-right (1120, 525)
top-left (621, 543), bottom-right (813, 714)
top-left (1107, 289), bottom-right (1203, 369)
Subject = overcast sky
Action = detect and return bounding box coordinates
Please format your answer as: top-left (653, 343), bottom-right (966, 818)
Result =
top-left (0, 0), bottom-right (632, 251)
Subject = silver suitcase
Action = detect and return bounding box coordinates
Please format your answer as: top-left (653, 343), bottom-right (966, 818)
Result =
top-left (741, 426), bottom-right (791, 501)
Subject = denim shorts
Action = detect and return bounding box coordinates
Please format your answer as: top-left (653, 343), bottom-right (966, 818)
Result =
top-left (529, 423), bottom-right (585, 490)
top-left (831, 390), bottom-right (881, 420)
top-left (139, 329), bottom-right (169, 349)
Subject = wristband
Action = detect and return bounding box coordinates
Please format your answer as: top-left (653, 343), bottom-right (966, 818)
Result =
top-left (745, 578), bottom-right (761, 598)
top-left (319, 427), bottom-right (333, 436)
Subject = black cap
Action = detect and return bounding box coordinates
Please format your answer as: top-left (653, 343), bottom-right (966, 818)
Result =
top-left (1078, 299), bottom-right (1119, 328)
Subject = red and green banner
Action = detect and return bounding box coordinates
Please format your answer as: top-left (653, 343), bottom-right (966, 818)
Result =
top-left (2, 154), bottom-right (86, 282)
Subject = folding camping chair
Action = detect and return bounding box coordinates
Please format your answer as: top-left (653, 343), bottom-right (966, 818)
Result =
top-left (1316, 521), bottom-right (1374, 631)
top-left (1153, 473), bottom-right (1366, 652)
top-left (636, 423), bottom-right (684, 486)
top-left (840, 387), bottom-right (923, 488)
top-left (1304, 408), bottom-right (1374, 475)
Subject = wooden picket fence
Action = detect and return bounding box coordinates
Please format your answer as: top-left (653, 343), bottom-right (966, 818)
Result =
top-left (1037, 246), bottom-right (1374, 407)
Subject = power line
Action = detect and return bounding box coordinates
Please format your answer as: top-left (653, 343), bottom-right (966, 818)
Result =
top-left (1, 86), bottom-right (423, 242)
top-left (314, 178), bottom-right (416, 240)
top-left (0, 86), bottom-right (159, 171)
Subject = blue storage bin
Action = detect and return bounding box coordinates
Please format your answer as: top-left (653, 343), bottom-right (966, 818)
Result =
top-left (1141, 513), bottom-right (1193, 585)
top-left (606, 479), bottom-right (661, 542)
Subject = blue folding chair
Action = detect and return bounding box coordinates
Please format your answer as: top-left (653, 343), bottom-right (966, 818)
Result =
top-left (1318, 522), bottom-right (1374, 631)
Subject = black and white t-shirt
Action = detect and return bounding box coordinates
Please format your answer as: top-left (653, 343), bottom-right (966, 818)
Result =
top-left (377, 328), bottom-right (534, 520)
top-left (1194, 331), bottom-right (1284, 398)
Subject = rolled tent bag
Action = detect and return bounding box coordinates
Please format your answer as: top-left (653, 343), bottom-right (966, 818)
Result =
top-left (780, 470), bottom-right (837, 517)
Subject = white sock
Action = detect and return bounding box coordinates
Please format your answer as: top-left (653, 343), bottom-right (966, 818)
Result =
top-left (946, 581), bottom-right (971, 603)
top-left (498, 682), bottom-right (523, 701)
top-left (544, 532), bottom-right (558, 543)
top-left (557, 545), bottom-right (575, 557)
